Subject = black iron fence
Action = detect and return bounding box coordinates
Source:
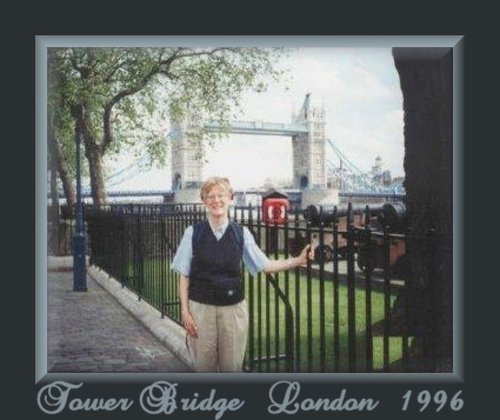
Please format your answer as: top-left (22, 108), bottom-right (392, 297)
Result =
top-left (61, 201), bottom-right (418, 373)
top-left (48, 205), bottom-right (91, 256)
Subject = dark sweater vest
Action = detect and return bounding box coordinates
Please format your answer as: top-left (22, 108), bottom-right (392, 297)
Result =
top-left (189, 220), bottom-right (244, 306)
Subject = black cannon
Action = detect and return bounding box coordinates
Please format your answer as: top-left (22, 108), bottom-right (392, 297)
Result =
top-left (356, 202), bottom-right (407, 274)
top-left (304, 202), bottom-right (406, 230)
top-left (377, 202), bottom-right (406, 231)
top-left (301, 202), bottom-right (407, 266)
top-left (303, 203), bottom-right (385, 226)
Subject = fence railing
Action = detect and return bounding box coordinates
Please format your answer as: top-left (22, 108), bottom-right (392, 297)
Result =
top-left (47, 205), bottom-right (91, 256)
top-left (52, 201), bottom-right (415, 372)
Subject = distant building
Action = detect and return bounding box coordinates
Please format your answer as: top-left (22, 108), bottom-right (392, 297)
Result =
top-left (372, 155), bottom-right (383, 177)
top-left (371, 155), bottom-right (392, 187)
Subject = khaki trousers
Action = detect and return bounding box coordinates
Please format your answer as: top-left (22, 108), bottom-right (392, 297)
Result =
top-left (187, 299), bottom-right (248, 372)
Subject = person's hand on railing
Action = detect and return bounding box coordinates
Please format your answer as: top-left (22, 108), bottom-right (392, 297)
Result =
top-left (296, 244), bottom-right (315, 267)
top-left (264, 244), bottom-right (315, 273)
top-left (181, 310), bottom-right (198, 338)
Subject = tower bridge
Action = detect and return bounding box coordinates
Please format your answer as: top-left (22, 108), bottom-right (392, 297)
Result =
top-left (172, 93), bottom-right (338, 207)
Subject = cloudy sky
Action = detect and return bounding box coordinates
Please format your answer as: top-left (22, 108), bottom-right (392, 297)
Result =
top-left (107, 47), bottom-right (405, 191)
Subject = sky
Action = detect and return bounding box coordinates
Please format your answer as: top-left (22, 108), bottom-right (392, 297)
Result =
top-left (105, 47), bottom-right (405, 191)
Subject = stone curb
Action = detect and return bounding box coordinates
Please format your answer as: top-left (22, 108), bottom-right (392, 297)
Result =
top-left (86, 265), bottom-right (194, 371)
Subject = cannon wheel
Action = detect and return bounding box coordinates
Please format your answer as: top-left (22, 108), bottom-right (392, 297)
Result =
top-left (314, 244), bottom-right (333, 264)
top-left (357, 247), bottom-right (374, 274)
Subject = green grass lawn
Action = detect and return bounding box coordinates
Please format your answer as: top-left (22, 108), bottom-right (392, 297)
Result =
top-left (244, 270), bottom-right (409, 373)
top-left (123, 258), bottom-right (410, 373)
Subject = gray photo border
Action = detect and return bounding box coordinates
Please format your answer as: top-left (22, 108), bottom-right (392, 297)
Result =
top-left (36, 35), bottom-right (464, 384)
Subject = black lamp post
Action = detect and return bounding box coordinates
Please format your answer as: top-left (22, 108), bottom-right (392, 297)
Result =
top-left (73, 123), bottom-right (87, 291)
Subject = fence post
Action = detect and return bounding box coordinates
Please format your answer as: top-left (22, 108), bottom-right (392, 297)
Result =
top-left (332, 205), bottom-right (340, 372)
top-left (383, 218), bottom-right (392, 372)
top-left (346, 202), bottom-right (357, 372)
top-left (305, 206), bottom-right (313, 372)
top-left (136, 217), bottom-right (143, 301)
top-left (364, 205), bottom-right (374, 372)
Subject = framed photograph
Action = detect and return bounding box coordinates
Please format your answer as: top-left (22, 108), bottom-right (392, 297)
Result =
top-left (36, 35), bottom-right (467, 418)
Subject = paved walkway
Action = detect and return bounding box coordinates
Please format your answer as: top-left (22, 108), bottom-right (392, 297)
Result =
top-left (47, 257), bottom-right (191, 373)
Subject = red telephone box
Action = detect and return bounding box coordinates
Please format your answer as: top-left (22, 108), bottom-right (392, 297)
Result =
top-left (262, 189), bottom-right (290, 225)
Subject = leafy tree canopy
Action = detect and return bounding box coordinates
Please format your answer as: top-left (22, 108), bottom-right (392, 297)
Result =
top-left (48, 47), bottom-right (288, 183)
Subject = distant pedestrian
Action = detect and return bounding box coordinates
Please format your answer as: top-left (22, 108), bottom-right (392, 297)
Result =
top-left (172, 176), bottom-right (314, 372)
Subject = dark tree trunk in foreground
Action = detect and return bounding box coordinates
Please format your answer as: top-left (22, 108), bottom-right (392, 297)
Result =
top-left (393, 48), bottom-right (453, 372)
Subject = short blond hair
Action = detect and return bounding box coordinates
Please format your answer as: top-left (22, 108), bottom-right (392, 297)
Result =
top-left (200, 176), bottom-right (234, 200)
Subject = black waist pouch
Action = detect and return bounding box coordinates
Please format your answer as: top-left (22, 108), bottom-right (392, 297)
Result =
top-left (190, 279), bottom-right (244, 306)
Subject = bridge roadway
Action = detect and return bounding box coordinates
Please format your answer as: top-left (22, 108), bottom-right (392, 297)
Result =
top-left (52, 190), bottom-right (405, 203)
top-left (204, 120), bottom-right (309, 136)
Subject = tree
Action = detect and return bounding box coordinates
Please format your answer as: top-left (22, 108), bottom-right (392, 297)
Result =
top-left (393, 48), bottom-right (453, 372)
top-left (47, 47), bottom-right (286, 205)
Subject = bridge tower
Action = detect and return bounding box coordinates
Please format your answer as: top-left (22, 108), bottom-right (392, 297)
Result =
top-left (170, 117), bottom-right (204, 203)
top-left (292, 93), bottom-right (338, 206)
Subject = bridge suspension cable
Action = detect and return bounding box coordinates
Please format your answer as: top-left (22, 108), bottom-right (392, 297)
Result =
top-left (325, 138), bottom-right (376, 192)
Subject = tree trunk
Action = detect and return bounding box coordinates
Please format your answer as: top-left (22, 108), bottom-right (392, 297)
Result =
top-left (72, 105), bottom-right (108, 206)
top-left (84, 141), bottom-right (107, 206)
top-left (47, 122), bottom-right (76, 208)
top-left (393, 48), bottom-right (453, 372)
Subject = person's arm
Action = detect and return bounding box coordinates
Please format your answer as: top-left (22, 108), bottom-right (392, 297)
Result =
top-left (179, 275), bottom-right (198, 337)
top-left (242, 227), bottom-right (315, 275)
top-left (263, 244), bottom-right (314, 274)
top-left (171, 226), bottom-right (198, 337)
